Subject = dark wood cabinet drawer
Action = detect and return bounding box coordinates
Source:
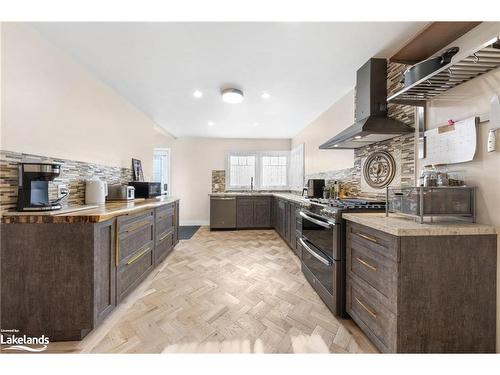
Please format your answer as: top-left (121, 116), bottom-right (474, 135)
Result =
top-left (117, 209), bottom-right (154, 233)
top-left (155, 229), bottom-right (174, 264)
top-left (156, 203), bottom-right (175, 219)
top-left (347, 274), bottom-right (397, 353)
top-left (156, 210), bottom-right (174, 235)
top-left (348, 222), bottom-right (399, 262)
top-left (117, 220), bottom-right (154, 265)
top-left (347, 236), bottom-right (398, 310)
top-left (117, 245), bottom-right (154, 302)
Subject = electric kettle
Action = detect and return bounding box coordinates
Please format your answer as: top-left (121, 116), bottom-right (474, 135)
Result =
top-left (85, 179), bottom-right (108, 204)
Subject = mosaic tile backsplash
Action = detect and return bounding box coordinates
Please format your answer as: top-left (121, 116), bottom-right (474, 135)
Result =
top-left (0, 150), bottom-right (133, 212)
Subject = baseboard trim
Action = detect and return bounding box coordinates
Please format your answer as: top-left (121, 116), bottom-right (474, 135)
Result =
top-left (179, 220), bottom-right (209, 226)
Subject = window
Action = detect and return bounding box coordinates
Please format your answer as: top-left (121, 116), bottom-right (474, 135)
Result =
top-left (228, 154), bottom-right (256, 189)
top-left (153, 148), bottom-right (171, 195)
top-left (225, 149), bottom-right (303, 191)
top-left (261, 154), bottom-right (288, 188)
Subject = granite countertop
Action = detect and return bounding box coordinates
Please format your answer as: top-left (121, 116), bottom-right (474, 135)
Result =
top-left (342, 212), bottom-right (497, 237)
top-left (209, 191), bottom-right (310, 205)
top-left (1, 196), bottom-right (180, 224)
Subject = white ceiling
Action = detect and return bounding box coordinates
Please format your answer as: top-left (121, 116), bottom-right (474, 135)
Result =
top-left (30, 22), bottom-right (427, 139)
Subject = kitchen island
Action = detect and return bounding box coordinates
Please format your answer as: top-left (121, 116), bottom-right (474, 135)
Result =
top-left (1, 196), bottom-right (180, 341)
top-left (342, 212), bottom-right (497, 353)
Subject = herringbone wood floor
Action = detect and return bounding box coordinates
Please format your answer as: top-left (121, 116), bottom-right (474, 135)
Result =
top-left (45, 227), bottom-right (378, 353)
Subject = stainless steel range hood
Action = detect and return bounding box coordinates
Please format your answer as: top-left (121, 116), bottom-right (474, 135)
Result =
top-left (320, 58), bottom-right (414, 150)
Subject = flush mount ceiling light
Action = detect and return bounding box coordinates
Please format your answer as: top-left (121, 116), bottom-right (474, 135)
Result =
top-left (221, 88), bottom-right (244, 104)
top-left (253, 122), bottom-right (260, 127)
top-left (261, 92), bottom-right (271, 100)
top-left (207, 121), bottom-right (215, 127)
top-left (193, 90), bottom-right (203, 98)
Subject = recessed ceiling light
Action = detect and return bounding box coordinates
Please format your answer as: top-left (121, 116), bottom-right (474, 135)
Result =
top-left (193, 90), bottom-right (203, 98)
top-left (221, 88), bottom-right (244, 104)
top-left (208, 121), bottom-right (215, 127)
top-left (333, 144), bottom-right (339, 147)
top-left (253, 122), bottom-right (260, 127)
top-left (354, 135), bottom-right (362, 139)
top-left (261, 92), bottom-right (271, 99)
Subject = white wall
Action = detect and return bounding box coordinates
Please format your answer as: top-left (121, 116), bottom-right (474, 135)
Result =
top-left (291, 89), bottom-right (355, 175)
top-left (154, 136), bottom-right (291, 225)
top-left (1, 23), bottom-right (158, 179)
top-left (420, 67), bottom-right (500, 351)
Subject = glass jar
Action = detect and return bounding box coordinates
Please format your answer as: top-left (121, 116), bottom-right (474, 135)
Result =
top-left (435, 164), bottom-right (449, 187)
top-left (420, 165), bottom-right (437, 187)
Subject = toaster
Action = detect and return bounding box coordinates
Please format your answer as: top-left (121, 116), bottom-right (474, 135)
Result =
top-left (106, 184), bottom-right (135, 201)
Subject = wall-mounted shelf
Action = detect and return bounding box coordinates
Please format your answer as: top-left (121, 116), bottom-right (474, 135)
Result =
top-left (388, 36), bottom-right (500, 106)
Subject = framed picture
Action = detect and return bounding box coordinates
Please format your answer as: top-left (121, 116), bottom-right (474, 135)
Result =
top-left (132, 158), bottom-right (144, 181)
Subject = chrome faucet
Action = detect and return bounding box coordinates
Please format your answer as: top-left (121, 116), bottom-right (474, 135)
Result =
top-left (250, 177), bottom-right (254, 190)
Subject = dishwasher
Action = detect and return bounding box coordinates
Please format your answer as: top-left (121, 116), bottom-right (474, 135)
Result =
top-left (210, 196), bottom-right (236, 229)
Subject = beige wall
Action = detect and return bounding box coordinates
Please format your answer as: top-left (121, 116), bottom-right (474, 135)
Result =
top-left (155, 136), bottom-right (290, 225)
top-left (292, 89), bottom-right (355, 175)
top-left (419, 67), bottom-right (500, 351)
top-left (1, 23), bottom-right (158, 179)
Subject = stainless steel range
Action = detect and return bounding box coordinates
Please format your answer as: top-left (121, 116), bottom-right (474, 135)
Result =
top-left (299, 198), bottom-right (385, 317)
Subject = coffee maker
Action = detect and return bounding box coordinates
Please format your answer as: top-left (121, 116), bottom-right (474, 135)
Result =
top-left (17, 163), bottom-right (64, 211)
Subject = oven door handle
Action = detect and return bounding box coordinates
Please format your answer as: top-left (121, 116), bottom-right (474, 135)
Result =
top-left (299, 237), bottom-right (332, 266)
top-left (299, 211), bottom-right (334, 228)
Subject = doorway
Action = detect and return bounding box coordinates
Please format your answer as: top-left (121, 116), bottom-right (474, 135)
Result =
top-left (153, 148), bottom-right (171, 196)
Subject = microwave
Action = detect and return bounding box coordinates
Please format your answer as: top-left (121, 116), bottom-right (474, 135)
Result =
top-left (128, 182), bottom-right (162, 198)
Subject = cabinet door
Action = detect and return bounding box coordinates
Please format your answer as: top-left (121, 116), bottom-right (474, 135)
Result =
top-left (254, 199), bottom-right (271, 228)
top-left (174, 201), bottom-right (180, 245)
top-left (289, 204), bottom-right (297, 251)
top-left (93, 219), bottom-right (116, 325)
top-left (237, 199), bottom-right (254, 228)
top-left (277, 199), bottom-right (285, 236)
top-left (284, 201), bottom-right (291, 244)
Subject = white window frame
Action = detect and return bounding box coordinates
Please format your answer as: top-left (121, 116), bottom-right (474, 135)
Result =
top-left (259, 151), bottom-right (289, 190)
top-left (225, 150), bottom-right (292, 191)
top-left (225, 152), bottom-right (258, 190)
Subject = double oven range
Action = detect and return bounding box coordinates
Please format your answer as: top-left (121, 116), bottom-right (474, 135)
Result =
top-left (299, 198), bottom-right (385, 318)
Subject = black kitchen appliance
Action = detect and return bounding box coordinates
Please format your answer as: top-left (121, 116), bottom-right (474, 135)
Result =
top-left (299, 197), bottom-right (385, 317)
top-left (16, 163), bottom-right (64, 211)
top-left (128, 181), bottom-right (162, 198)
top-left (307, 179), bottom-right (325, 198)
top-left (319, 59), bottom-right (414, 149)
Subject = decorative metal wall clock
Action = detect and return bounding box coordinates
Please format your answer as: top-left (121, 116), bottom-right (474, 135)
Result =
top-left (363, 151), bottom-right (396, 189)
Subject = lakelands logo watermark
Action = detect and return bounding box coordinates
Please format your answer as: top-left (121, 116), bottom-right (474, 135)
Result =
top-left (1, 329), bottom-right (49, 352)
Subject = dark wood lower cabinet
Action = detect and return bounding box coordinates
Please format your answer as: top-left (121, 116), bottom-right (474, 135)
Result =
top-left (272, 197), bottom-right (300, 256)
top-left (0, 200), bottom-right (179, 342)
top-left (346, 220), bottom-right (497, 353)
top-left (236, 196), bottom-right (271, 229)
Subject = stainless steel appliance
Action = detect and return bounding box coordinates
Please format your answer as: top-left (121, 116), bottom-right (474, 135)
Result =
top-left (307, 179), bottom-right (325, 198)
top-left (16, 163), bottom-right (66, 211)
top-left (128, 181), bottom-right (162, 198)
top-left (210, 196), bottom-right (236, 229)
top-left (299, 198), bottom-right (385, 317)
top-left (107, 184), bottom-right (135, 201)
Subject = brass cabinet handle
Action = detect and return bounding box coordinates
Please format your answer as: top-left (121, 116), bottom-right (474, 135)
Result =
top-left (356, 232), bottom-right (378, 244)
top-left (356, 257), bottom-right (377, 271)
top-left (355, 297), bottom-right (377, 319)
top-left (126, 220), bottom-right (151, 233)
top-left (126, 246), bottom-right (151, 265)
top-left (158, 232), bottom-right (171, 243)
